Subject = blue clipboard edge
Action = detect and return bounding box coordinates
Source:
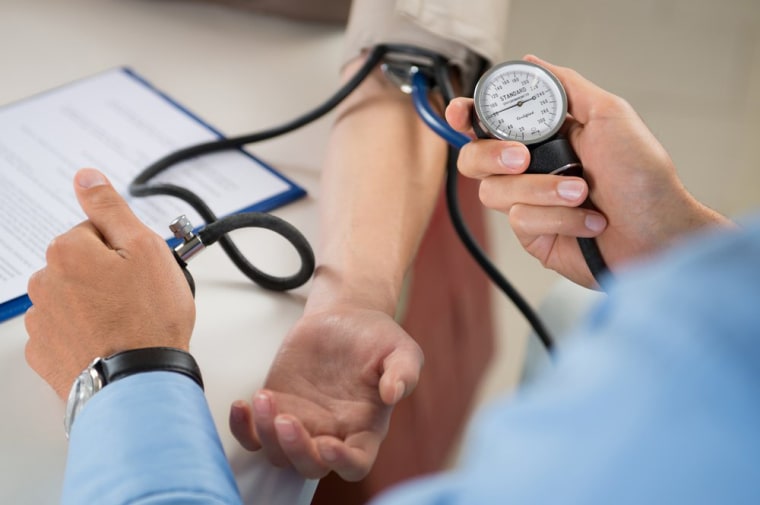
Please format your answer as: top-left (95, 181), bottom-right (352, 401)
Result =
top-left (0, 295), bottom-right (32, 323)
top-left (0, 67), bottom-right (308, 324)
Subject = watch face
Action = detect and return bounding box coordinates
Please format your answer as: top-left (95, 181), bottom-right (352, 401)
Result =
top-left (64, 360), bottom-right (103, 438)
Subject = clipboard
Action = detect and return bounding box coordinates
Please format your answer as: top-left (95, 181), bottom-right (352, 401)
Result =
top-left (0, 68), bottom-right (306, 323)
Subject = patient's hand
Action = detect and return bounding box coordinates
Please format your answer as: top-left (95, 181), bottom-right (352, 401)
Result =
top-left (229, 305), bottom-right (422, 480)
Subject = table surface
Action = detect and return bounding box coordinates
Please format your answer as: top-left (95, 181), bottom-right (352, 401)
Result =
top-left (0, 1), bottom-right (347, 503)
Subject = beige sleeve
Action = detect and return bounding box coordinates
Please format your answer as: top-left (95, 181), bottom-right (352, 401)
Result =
top-left (193, 0), bottom-right (351, 23)
top-left (344, 0), bottom-right (510, 75)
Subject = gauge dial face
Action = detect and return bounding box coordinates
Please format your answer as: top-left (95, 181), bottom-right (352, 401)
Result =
top-left (473, 61), bottom-right (568, 145)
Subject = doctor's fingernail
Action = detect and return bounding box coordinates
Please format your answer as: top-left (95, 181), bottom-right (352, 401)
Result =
top-left (76, 169), bottom-right (107, 188)
top-left (499, 146), bottom-right (527, 171)
top-left (557, 180), bottom-right (585, 201)
top-left (585, 214), bottom-right (607, 233)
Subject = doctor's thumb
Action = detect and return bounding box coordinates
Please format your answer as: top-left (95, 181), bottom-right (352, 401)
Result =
top-left (75, 168), bottom-right (109, 190)
top-left (73, 168), bottom-right (145, 248)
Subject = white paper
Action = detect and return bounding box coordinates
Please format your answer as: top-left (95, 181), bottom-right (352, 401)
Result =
top-left (0, 68), bottom-right (298, 305)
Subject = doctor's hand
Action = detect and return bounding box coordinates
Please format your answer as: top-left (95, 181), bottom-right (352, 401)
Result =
top-left (446, 55), bottom-right (729, 288)
top-left (229, 305), bottom-right (422, 481)
top-left (25, 168), bottom-right (195, 399)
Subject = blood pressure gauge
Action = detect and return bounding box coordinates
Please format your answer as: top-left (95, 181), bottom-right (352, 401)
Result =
top-left (472, 60), bottom-right (580, 175)
top-left (471, 60), bottom-right (607, 279)
top-left (473, 60), bottom-right (567, 144)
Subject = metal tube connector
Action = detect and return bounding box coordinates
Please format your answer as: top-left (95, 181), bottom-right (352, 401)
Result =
top-left (169, 215), bottom-right (206, 262)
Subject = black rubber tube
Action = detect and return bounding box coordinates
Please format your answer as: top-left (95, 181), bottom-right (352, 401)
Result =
top-left (197, 212), bottom-right (315, 291)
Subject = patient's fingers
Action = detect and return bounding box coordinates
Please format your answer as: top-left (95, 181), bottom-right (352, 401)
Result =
top-left (274, 415), bottom-right (329, 479)
top-left (229, 400), bottom-right (262, 451)
top-left (249, 391), bottom-right (291, 467)
top-left (317, 432), bottom-right (380, 482)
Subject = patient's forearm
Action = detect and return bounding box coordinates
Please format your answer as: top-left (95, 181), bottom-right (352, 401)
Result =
top-left (305, 58), bottom-right (448, 317)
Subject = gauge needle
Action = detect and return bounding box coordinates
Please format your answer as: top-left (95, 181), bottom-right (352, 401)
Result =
top-left (488, 95), bottom-right (537, 117)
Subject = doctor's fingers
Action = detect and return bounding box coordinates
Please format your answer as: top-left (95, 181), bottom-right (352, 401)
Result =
top-left (478, 174), bottom-right (590, 214)
top-left (27, 223), bottom-right (105, 306)
top-left (26, 268), bottom-right (48, 308)
top-left (24, 269), bottom-right (61, 345)
top-left (524, 55), bottom-right (631, 126)
top-left (457, 139), bottom-right (530, 179)
top-left (43, 222), bottom-right (109, 270)
top-left (444, 97), bottom-right (476, 136)
top-left (509, 203), bottom-right (607, 240)
top-left (73, 168), bottom-right (149, 252)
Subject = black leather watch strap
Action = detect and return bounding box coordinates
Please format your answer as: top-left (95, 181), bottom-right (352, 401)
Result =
top-left (100, 347), bottom-right (204, 390)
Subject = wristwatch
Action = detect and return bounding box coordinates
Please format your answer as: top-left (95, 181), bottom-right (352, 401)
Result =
top-left (64, 347), bottom-right (204, 439)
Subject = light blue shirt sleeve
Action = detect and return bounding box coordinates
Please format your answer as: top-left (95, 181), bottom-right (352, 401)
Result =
top-left (63, 371), bottom-right (242, 505)
top-left (61, 216), bottom-right (760, 505)
top-left (372, 215), bottom-right (760, 505)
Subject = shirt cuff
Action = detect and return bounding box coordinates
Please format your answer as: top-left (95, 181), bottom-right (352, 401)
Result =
top-left (62, 372), bottom-right (241, 505)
